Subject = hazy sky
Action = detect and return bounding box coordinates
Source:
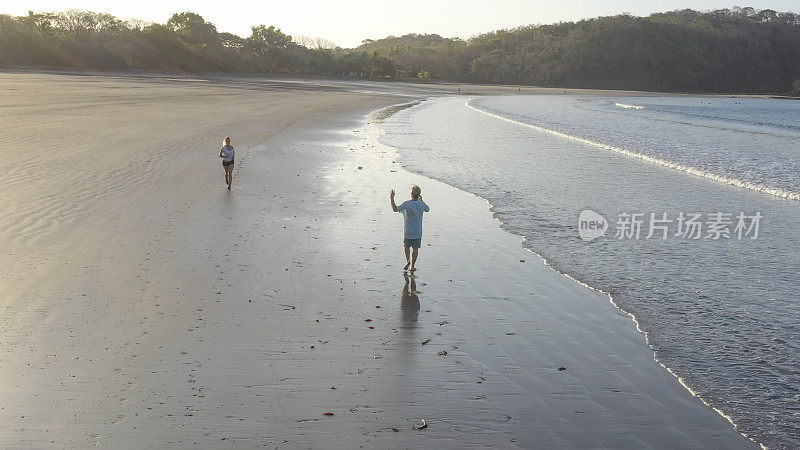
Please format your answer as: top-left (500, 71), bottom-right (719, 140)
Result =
top-left (6, 1), bottom-right (799, 48)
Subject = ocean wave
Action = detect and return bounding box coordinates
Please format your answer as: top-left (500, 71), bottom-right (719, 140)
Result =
top-left (466, 99), bottom-right (800, 202)
top-left (614, 102), bottom-right (645, 110)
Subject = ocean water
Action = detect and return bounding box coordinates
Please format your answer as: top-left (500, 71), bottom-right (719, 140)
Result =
top-left (379, 95), bottom-right (800, 448)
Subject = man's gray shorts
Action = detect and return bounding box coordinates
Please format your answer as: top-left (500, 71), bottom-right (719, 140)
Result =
top-left (403, 238), bottom-right (421, 249)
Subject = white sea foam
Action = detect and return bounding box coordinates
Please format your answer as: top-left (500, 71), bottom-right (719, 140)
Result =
top-left (466, 99), bottom-right (800, 202)
top-left (615, 102), bottom-right (645, 110)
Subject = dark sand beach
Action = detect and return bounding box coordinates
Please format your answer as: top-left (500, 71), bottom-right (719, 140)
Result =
top-left (0, 71), bottom-right (756, 447)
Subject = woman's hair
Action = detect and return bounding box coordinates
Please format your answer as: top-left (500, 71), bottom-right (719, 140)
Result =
top-left (411, 185), bottom-right (421, 199)
top-left (222, 136), bottom-right (231, 146)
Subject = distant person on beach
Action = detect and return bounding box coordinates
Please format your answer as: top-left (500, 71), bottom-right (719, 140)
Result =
top-left (391, 185), bottom-right (429, 272)
top-left (219, 136), bottom-right (234, 190)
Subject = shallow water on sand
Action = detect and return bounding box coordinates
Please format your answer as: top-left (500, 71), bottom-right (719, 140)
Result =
top-left (379, 95), bottom-right (800, 448)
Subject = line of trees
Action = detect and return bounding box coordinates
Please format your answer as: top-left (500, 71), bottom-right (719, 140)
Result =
top-left (1, 7), bottom-right (799, 93)
top-left (0, 10), bottom-right (396, 76)
top-left (355, 7), bottom-right (800, 93)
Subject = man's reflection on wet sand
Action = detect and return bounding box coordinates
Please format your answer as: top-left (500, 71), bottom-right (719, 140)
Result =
top-left (401, 273), bottom-right (420, 325)
top-left (396, 273), bottom-right (421, 376)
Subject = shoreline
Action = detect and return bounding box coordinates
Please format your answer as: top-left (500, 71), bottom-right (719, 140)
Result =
top-left (374, 98), bottom-right (772, 448)
top-left (372, 94), bottom-right (800, 448)
top-left (339, 104), bottom-right (756, 447)
top-left (370, 101), bottom-right (762, 448)
top-left (0, 71), bottom-right (759, 447)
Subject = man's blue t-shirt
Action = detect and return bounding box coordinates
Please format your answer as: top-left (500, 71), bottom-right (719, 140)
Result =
top-left (397, 200), bottom-right (429, 239)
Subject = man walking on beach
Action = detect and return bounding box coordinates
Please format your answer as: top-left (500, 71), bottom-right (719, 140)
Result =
top-left (391, 185), bottom-right (429, 272)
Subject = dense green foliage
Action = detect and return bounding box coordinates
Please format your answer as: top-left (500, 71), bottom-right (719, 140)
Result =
top-left (0, 10), bottom-right (383, 75)
top-left (2, 7), bottom-right (799, 93)
top-left (356, 7), bottom-right (800, 93)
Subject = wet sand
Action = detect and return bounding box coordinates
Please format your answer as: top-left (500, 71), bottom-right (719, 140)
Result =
top-left (0, 71), bottom-right (755, 447)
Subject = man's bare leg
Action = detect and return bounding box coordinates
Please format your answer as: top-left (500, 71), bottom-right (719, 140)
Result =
top-left (410, 248), bottom-right (418, 272)
top-left (403, 246), bottom-right (411, 270)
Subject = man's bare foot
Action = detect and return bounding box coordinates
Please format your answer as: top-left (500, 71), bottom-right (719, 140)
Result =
top-left (410, 266), bottom-right (416, 272)
top-left (404, 261), bottom-right (410, 270)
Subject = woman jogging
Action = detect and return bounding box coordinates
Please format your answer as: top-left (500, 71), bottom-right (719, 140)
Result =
top-left (219, 136), bottom-right (235, 190)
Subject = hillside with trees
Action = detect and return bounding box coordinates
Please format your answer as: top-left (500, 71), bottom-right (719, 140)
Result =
top-left (1, 7), bottom-right (799, 93)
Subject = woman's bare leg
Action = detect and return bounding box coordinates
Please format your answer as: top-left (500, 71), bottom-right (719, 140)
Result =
top-left (225, 165), bottom-right (234, 187)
